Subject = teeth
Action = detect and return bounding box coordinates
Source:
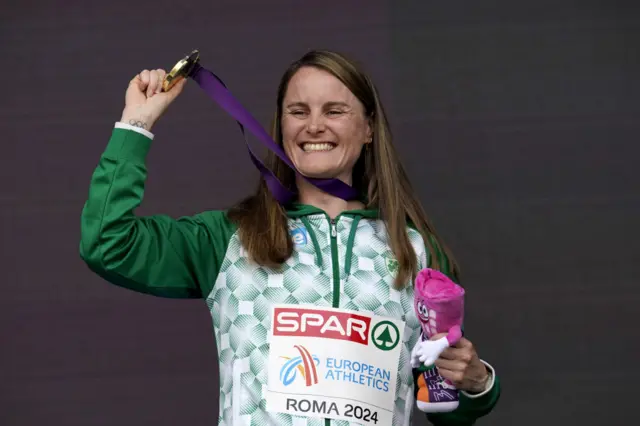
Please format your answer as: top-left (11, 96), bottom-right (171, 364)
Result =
top-left (302, 143), bottom-right (335, 152)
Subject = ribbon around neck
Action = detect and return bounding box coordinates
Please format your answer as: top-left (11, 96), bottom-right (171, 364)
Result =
top-left (185, 62), bottom-right (361, 205)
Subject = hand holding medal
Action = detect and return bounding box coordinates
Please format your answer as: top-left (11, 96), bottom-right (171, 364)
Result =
top-left (118, 51), bottom-right (197, 132)
top-left (120, 49), bottom-right (359, 205)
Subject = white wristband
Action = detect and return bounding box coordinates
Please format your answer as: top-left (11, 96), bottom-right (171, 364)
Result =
top-left (460, 360), bottom-right (496, 399)
top-left (115, 122), bottom-right (155, 140)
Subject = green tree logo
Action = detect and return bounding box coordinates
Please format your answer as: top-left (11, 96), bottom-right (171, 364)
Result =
top-left (371, 321), bottom-right (400, 351)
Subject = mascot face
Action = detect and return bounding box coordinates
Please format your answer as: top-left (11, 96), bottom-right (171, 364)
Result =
top-left (415, 299), bottom-right (430, 324)
top-left (414, 297), bottom-right (437, 338)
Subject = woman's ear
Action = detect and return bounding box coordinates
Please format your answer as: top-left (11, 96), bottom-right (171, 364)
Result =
top-left (365, 115), bottom-right (374, 144)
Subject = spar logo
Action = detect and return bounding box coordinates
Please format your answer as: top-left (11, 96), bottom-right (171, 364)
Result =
top-left (279, 345), bottom-right (320, 387)
top-left (273, 307), bottom-right (401, 351)
top-left (274, 307), bottom-right (371, 345)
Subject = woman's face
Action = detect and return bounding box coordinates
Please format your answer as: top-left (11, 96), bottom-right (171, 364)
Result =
top-left (281, 66), bottom-right (372, 184)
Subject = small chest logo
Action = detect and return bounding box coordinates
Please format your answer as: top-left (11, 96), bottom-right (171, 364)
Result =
top-left (386, 257), bottom-right (399, 274)
top-left (290, 227), bottom-right (308, 247)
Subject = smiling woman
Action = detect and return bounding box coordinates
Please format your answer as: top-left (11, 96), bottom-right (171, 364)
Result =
top-left (79, 49), bottom-right (500, 425)
top-left (281, 66), bottom-right (372, 182)
top-left (228, 50), bottom-right (454, 290)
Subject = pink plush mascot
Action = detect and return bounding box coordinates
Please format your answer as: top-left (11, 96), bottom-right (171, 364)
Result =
top-left (411, 268), bottom-right (465, 413)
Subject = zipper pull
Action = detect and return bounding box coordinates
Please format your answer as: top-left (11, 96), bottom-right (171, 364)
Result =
top-left (330, 220), bottom-right (337, 237)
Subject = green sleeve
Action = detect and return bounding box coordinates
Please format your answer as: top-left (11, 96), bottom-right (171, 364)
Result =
top-left (421, 374), bottom-right (501, 425)
top-left (79, 127), bottom-right (237, 299)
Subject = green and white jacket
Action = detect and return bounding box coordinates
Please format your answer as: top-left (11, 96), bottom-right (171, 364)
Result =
top-left (79, 124), bottom-right (500, 426)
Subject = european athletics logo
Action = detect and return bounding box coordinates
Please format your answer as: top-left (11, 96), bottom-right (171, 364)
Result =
top-left (279, 345), bottom-right (320, 387)
top-left (290, 227), bottom-right (308, 247)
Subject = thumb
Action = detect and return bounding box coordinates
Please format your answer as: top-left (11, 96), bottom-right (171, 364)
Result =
top-left (124, 75), bottom-right (147, 105)
top-left (430, 332), bottom-right (447, 341)
top-left (128, 74), bottom-right (148, 94)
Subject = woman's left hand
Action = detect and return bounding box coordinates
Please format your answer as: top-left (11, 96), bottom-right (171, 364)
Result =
top-left (432, 335), bottom-right (490, 394)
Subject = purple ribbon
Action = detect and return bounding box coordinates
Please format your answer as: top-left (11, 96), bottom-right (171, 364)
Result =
top-left (187, 63), bottom-right (361, 204)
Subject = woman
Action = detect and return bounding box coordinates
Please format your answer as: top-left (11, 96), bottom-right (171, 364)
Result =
top-left (80, 50), bottom-right (500, 425)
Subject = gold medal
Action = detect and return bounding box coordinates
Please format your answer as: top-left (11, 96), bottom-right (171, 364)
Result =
top-left (162, 49), bottom-right (200, 92)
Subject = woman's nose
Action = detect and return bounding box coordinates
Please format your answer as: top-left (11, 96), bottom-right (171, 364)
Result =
top-left (306, 113), bottom-right (326, 134)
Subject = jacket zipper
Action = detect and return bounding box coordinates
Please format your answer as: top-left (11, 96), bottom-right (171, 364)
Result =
top-left (329, 218), bottom-right (340, 309)
top-left (326, 218), bottom-right (340, 426)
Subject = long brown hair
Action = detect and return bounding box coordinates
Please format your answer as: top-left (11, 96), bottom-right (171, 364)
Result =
top-left (227, 50), bottom-right (460, 288)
